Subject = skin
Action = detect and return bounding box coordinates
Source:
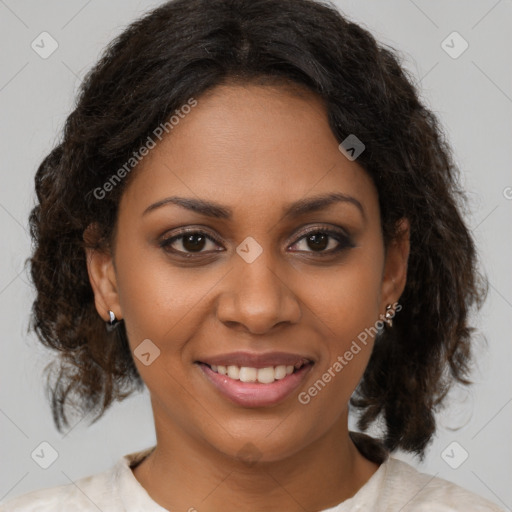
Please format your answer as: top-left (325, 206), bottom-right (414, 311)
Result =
top-left (86, 82), bottom-right (409, 512)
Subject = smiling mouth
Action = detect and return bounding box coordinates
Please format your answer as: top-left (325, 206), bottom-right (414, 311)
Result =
top-left (197, 360), bottom-right (312, 385)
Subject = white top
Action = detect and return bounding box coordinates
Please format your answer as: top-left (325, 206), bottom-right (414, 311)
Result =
top-left (0, 445), bottom-right (504, 511)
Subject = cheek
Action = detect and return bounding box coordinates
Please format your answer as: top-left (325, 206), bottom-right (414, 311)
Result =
top-left (307, 247), bottom-right (384, 339)
top-left (113, 237), bottom-right (205, 356)
top-left (297, 245), bottom-right (383, 401)
top-left (297, 262), bottom-right (381, 422)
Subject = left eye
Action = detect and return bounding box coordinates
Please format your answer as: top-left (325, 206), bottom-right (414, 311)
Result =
top-left (289, 230), bottom-right (351, 254)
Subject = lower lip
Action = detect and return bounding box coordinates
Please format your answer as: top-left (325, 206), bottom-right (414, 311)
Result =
top-left (197, 363), bottom-right (313, 408)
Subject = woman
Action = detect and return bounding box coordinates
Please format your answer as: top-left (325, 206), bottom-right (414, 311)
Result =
top-left (1, 0), bottom-right (503, 510)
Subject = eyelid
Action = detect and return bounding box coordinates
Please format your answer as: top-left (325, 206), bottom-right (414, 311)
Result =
top-left (159, 227), bottom-right (223, 248)
top-left (288, 223), bottom-right (351, 246)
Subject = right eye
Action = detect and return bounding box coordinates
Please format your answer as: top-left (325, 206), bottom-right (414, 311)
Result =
top-left (159, 229), bottom-right (224, 256)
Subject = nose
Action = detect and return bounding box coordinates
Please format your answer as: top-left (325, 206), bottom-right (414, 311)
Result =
top-left (216, 252), bottom-right (302, 335)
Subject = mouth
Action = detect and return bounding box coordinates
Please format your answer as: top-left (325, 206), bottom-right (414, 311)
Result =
top-left (197, 359), bottom-right (311, 384)
top-left (195, 352), bottom-right (314, 408)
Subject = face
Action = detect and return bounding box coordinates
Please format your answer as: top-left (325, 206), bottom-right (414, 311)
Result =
top-left (86, 83), bottom-right (408, 463)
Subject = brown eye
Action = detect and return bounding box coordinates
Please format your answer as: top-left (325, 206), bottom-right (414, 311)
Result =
top-left (159, 230), bottom-right (221, 255)
top-left (304, 232), bottom-right (329, 251)
top-left (180, 233), bottom-right (207, 252)
top-left (289, 227), bottom-right (354, 255)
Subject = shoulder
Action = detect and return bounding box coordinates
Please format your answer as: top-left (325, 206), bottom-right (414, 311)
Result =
top-left (382, 457), bottom-right (505, 511)
top-left (0, 461), bottom-right (119, 511)
top-left (0, 447), bottom-right (157, 512)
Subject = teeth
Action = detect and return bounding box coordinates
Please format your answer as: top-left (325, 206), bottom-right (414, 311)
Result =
top-left (227, 365), bottom-right (240, 379)
top-left (208, 363), bottom-right (305, 384)
top-left (274, 365), bottom-right (287, 379)
top-left (239, 367), bottom-right (257, 382)
top-left (256, 367), bottom-right (275, 384)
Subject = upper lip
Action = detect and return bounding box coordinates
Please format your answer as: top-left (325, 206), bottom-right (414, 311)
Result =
top-left (197, 351), bottom-right (314, 369)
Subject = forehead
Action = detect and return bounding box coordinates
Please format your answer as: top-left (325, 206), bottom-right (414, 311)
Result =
top-left (120, 83), bottom-right (378, 222)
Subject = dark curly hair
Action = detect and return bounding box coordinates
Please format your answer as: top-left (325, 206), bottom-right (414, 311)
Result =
top-left (27, 0), bottom-right (487, 458)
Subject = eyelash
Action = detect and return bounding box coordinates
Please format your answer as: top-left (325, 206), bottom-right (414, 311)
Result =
top-left (158, 226), bottom-right (354, 258)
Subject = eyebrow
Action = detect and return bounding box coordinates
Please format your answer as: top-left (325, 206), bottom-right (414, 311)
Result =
top-left (142, 192), bottom-right (365, 220)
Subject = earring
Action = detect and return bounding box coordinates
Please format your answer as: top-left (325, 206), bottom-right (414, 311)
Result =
top-left (106, 310), bottom-right (120, 332)
top-left (384, 304), bottom-right (395, 328)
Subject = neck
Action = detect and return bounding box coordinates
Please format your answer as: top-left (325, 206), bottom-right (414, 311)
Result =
top-left (132, 412), bottom-right (381, 511)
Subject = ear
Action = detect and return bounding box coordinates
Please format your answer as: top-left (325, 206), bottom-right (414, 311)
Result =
top-left (83, 224), bottom-right (121, 322)
top-left (380, 218), bottom-right (410, 308)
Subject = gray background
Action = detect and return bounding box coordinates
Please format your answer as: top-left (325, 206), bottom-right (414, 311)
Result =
top-left (0, 0), bottom-right (511, 509)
